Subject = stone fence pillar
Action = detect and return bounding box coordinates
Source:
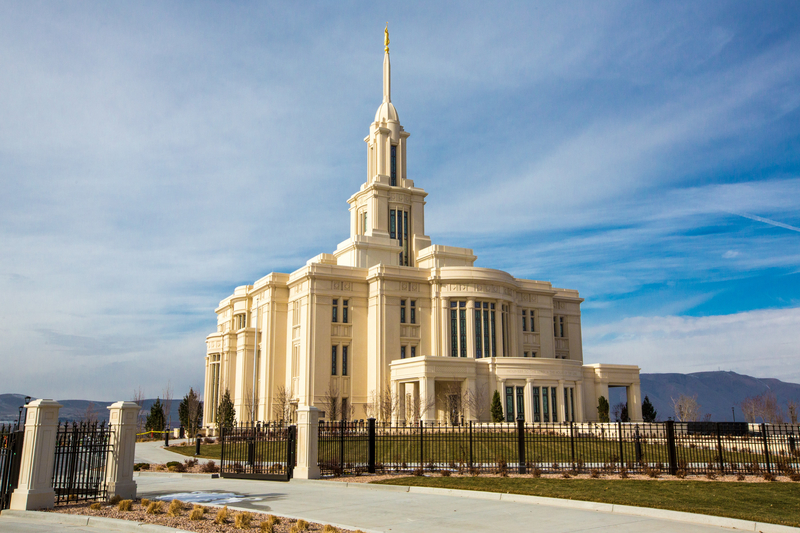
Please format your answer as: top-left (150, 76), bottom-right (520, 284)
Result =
top-left (105, 401), bottom-right (140, 499)
top-left (293, 406), bottom-right (320, 479)
top-left (10, 399), bottom-right (62, 510)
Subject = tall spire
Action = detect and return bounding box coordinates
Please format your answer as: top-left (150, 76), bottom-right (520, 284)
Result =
top-left (383, 24), bottom-right (391, 104)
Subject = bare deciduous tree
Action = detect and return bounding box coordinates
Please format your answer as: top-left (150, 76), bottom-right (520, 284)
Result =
top-left (272, 385), bottom-right (292, 422)
top-left (162, 380), bottom-right (173, 431)
top-left (322, 381), bottom-right (340, 421)
top-left (132, 387), bottom-right (146, 432)
top-left (82, 402), bottom-right (98, 423)
top-left (741, 392), bottom-right (786, 423)
top-left (788, 400), bottom-right (798, 424)
top-left (741, 395), bottom-right (759, 423)
top-left (672, 394), bottom-right (701, 422)
top-left (364, 382), bottom-right (399, 421)
top-left (186, 392), bottom-right (202, 444)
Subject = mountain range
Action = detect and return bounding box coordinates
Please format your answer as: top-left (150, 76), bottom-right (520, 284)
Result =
top-left (2, 371), bottom-right (799, 425)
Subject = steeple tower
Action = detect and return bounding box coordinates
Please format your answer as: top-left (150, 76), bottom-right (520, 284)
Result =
top-left (333, 27), bottom-right (432, 269)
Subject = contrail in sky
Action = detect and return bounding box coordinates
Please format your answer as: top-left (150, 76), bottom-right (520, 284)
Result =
top-left (728, 211), bottom-right (800, 233)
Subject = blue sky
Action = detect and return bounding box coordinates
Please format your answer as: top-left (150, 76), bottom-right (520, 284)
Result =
top-left (1, 2), bottom-right (799, 401)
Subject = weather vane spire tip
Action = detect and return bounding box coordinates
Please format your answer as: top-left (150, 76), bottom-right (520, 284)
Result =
top-left (384, 23), bottom-right (390, 53)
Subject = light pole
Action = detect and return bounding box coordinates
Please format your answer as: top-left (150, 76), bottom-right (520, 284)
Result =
top-left (16, 396), bottom-right (32, 428)
top-left (732, 407), bottom-right (735, 422)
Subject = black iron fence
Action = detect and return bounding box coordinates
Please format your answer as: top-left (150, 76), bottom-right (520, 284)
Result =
top-left (220, 422), bottom-right (296, 481)
top-left (52, 421), bottom-right (111, 504)
top-left (1, 423), bottom-right (24, 510)
top-left (318, 419), bottom-right (800, 477)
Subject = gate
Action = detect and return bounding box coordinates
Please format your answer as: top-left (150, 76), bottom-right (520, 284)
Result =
top-left (220, 422), bottom-right (296, 481)
top-left (52, 422), bottom-right (112, 504)
top-left (0, 423), bottom-right (24, 510)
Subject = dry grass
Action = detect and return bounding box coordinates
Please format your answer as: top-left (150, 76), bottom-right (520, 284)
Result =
top-left (167, 499), bottom-right (184, 517)
top-left (118, 500), bottom-right (132, 512)
top-left (145, 501), bottom-right (163, 515)
top-left (322, 525), bottom-right (339, 533)
top-left (140, 498), bottom-right (151, 507)
top-left (189, 507), bottom-right (204, 521)
top-left (214, 505), bottom-right (230, 525)
top-left (234, 512), bottom-right (253, 529)
top-left (297, 518), bottom-right (309, 531)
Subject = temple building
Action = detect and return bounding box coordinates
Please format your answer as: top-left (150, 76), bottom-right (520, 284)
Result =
top-left (202, 31), bottom-right (641, 429)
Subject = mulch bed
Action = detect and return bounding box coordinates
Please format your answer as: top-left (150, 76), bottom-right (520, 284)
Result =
top-left (49, 499), bottom-right (359, 532)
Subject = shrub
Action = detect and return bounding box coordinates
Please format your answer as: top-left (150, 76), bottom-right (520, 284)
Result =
top-left (166, 461), bottom-right (182, 469)
top-left (205, 437), bottom-right (216, 444)
top-left (531, 467), bottom-right (542, 478)
top-left (763, 472), bottom-right (775, 482)
top-left (214, 506), bottom-right (230, 524)
top-left (201, 460), bottom-right (219, 473)
top-left (496, 458), bottom-right (508, 477)
top-left (675, 469), bottom-right (687, 479)
top-left (118, 500), bottom-right (133, 512)
top-left (736, 473), bottom-right (745, 481)
top-left (185, 458), bottom-right (198, 468)
top-left (789, 472), bottom-right (800, 482)
top-left (234, 512), bottom-right (253, 529)
top-left (297, 518), bottom-right (309, 531)
top-left (425, 462), bottom-right (436, 472)
top-left (413, 467), bottom-right (424, 476)
top-left (167, 499), bottom-right (184, 517)
top-left (619, 468), bottom-right (629, 479)
top-left (189, 507), bottom-right (204, 521)
top-left (322, 525), bottom-right (339, 533)
top-left (290, 526), bottom-right (300, 533)
top-left (261, 522), bottom-right (274, 533)
top-left (109, 494), bottom-right (122, 505)
top-left (133, 463), bottom-right (149, 471)
top-left (589, 469), bottom-right (600, 478)
top-left (266, 515), bottom-right (281, 526)
top-left (440, 469), bottom-right (451, 477)
top-left (89, 502), bottom-right (102, 510)
top-left (168, 464), bottom-right (186, 473)
top-left (468, 466), bottom-right (480, 477)
top-left (146, 501), bottom-right (163, 514)
top-left (705, 471), bottom-right (716, 480)
top-left (140, 499), bottom-right (151, 507)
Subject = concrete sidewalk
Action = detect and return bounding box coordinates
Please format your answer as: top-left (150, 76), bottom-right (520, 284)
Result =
top-left (134, 439), bottom-right (195, 464)
top-left (2, 476), bottom-right (798, 533)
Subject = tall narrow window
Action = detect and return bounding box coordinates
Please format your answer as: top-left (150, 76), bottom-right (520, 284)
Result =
top-left (501, 305), bottom-right (509, 357)
top-left (553, 316), bottom-right (558, 337)
top-left (542, 386), bottom-right (550, 422)
top-left (474, 307), bottom-right (483, 358)
top-left (505, 386), bottom-right (514, 422)
top-left (530, 310), bottom-right (535, 332)
top-left (516, 387), bottom-right (525, 420)
top-left (342, 345), bottom-right (348, 376)
top-left (560, 316), bottom-right (565, 338)
top-left (490, 303), bottom-right (496, 357)
top-left (341, 397), bottom-right (349, 420)
top-left (390, 210), bottom-right (396, 239)
top-left (403, 210), bottom-right (409, 266)
top-left (390, 145), bottom-right (397, 186)
top-left (400, 299), bottom-right (406, 324)
top-left (522, 310), bottom-right (527, 332)
top-left (410, 300), bottom-right (416, 324)
top-left (332, 299), bottom-right (338, 323)
top-left (564, 388), bottom-right (569, 423)
top-left (459, 302), bottom-right (467, 358)
top-left (570, 388), bottom-right (575, 422)
top-left (331, 345), bottom-right (337, 376)
top-left (400, 346), bottom-right (406, 359)
top-left (410, 346), bottom-right (416, 357)
top-left (450, 302), bottom-right (458, 357)
top-left (551, 388), bottom-right (558, 422)
top-left (343, 300), bottom-right (349, 324)
top-left (483, 302), bottom-right (491, 357)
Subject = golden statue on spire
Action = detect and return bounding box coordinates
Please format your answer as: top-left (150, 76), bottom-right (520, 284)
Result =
top-left (384, 23), bottom-right (390, 53)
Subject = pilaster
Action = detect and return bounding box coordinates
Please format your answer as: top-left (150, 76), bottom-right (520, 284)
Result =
top-left (105, 401), bottom-right (139, 499)
top-left (294, 406), bottom-right (321, 479)
top-left (10, 399), bottom-right (62, 510)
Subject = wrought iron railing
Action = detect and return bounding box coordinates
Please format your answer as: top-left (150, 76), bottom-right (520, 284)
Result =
top-left (52, 421), bottom-right (111, 504)
top-left (317, 419), bottom-right (800, 477)
top-left (0, 423), bottom-right (24, 510)
top-left (220, 422), bottom-right (296, 481)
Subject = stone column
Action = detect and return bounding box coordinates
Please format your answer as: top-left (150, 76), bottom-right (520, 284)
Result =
top-left (494, 302), bottom-right (504, 357)
top-left (524, 379), bottom-right (534, 424)
top-left (10, 399), bottom-right (62, 510)
top-left (420, 377), bottom-right (435, 422)
top-left (105, 401), bottom-right (139, 500)
top-left (498, 379), bottom-right (507, 421)
top-left (294, 406), bottom-right (321, 479)
top-left (557, 380), bottom-right (566, 423)
top-left (392, 380), bottom-right (402, 425)
top-left (628, 382), bottom-right (642, 421)
top-left (466, 299), bottom-right (476, 358)
top-left (575, 381), bottom-right (584, 422)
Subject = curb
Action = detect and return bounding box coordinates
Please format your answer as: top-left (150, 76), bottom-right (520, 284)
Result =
top-left (0, 510), bottom-right (186, 532)
top-left (293, 480), bottom-right (800, 532)
top-left (134, 472), bottom-right (219, 479)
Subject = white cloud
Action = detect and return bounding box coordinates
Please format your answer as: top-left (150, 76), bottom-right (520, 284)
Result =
top-left (723, 250), bottom-right (739, 259)
top-left (584, 308), bottom-right (800, 384)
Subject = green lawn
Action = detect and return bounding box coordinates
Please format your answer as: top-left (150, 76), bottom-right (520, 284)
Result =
top-left (374, 476), bottom-right (800, 528)
top-left (168, 444), bottom-right (220, 460)
top-left (167, 443), bottom-right (287, 463)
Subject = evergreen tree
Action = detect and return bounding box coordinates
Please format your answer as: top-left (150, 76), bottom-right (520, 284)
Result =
top-left (145, 397), bottom-right (166, 432)
top-left (490, 390), bottom-right (505, 422)
top-left (597, 396), bottom-right (610, 422)
top-left (179, 388), bottom-right (203, 437)
top-left (217, 389), bottom-right (236, 434)
top-left (642, 395), bottom-right (658, 422)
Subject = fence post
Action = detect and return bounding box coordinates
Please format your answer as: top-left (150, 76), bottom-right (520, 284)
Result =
top-left (469, 421), bottom-right (473, 468)
top-left (104, 401), bottom-right (139, 500)
top-left (634, 425), bottom-right (642, 463)
top-left (569, 421), bottom-right (575, 464)
top-left (517, 418), bottom-right (526, 474)
top-left (195, 434), bottom-right (201, 456)
top-left (617, 421), bottom-right (624, 467)
top-left (293, 406), bottom-right (320, 479)
top-left (665, 420), bottom-right (677, 475)
top-left (339, 419), bottom-right (345, 474)
top-left (419, 420), bottom-right (424, 469)
top-left (715, 423), bottom-right (725, 474)
top-left (367, 418), bottom-right (376, 474)
top-left (10, 399), bottom-right (62, 510)
top-left (286, 425), bottom-right (296, 479)
top-left (760, 423), bottom-right (771, 474)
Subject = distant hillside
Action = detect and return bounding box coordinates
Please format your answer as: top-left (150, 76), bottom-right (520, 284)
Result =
top-left (0, 394), bottom-right (183, 427)
top-left (609, 371), bottom-right (800, 422)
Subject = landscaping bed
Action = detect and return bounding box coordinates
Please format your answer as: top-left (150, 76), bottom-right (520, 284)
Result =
top-left (49, 498), bottom-right (359, 533)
